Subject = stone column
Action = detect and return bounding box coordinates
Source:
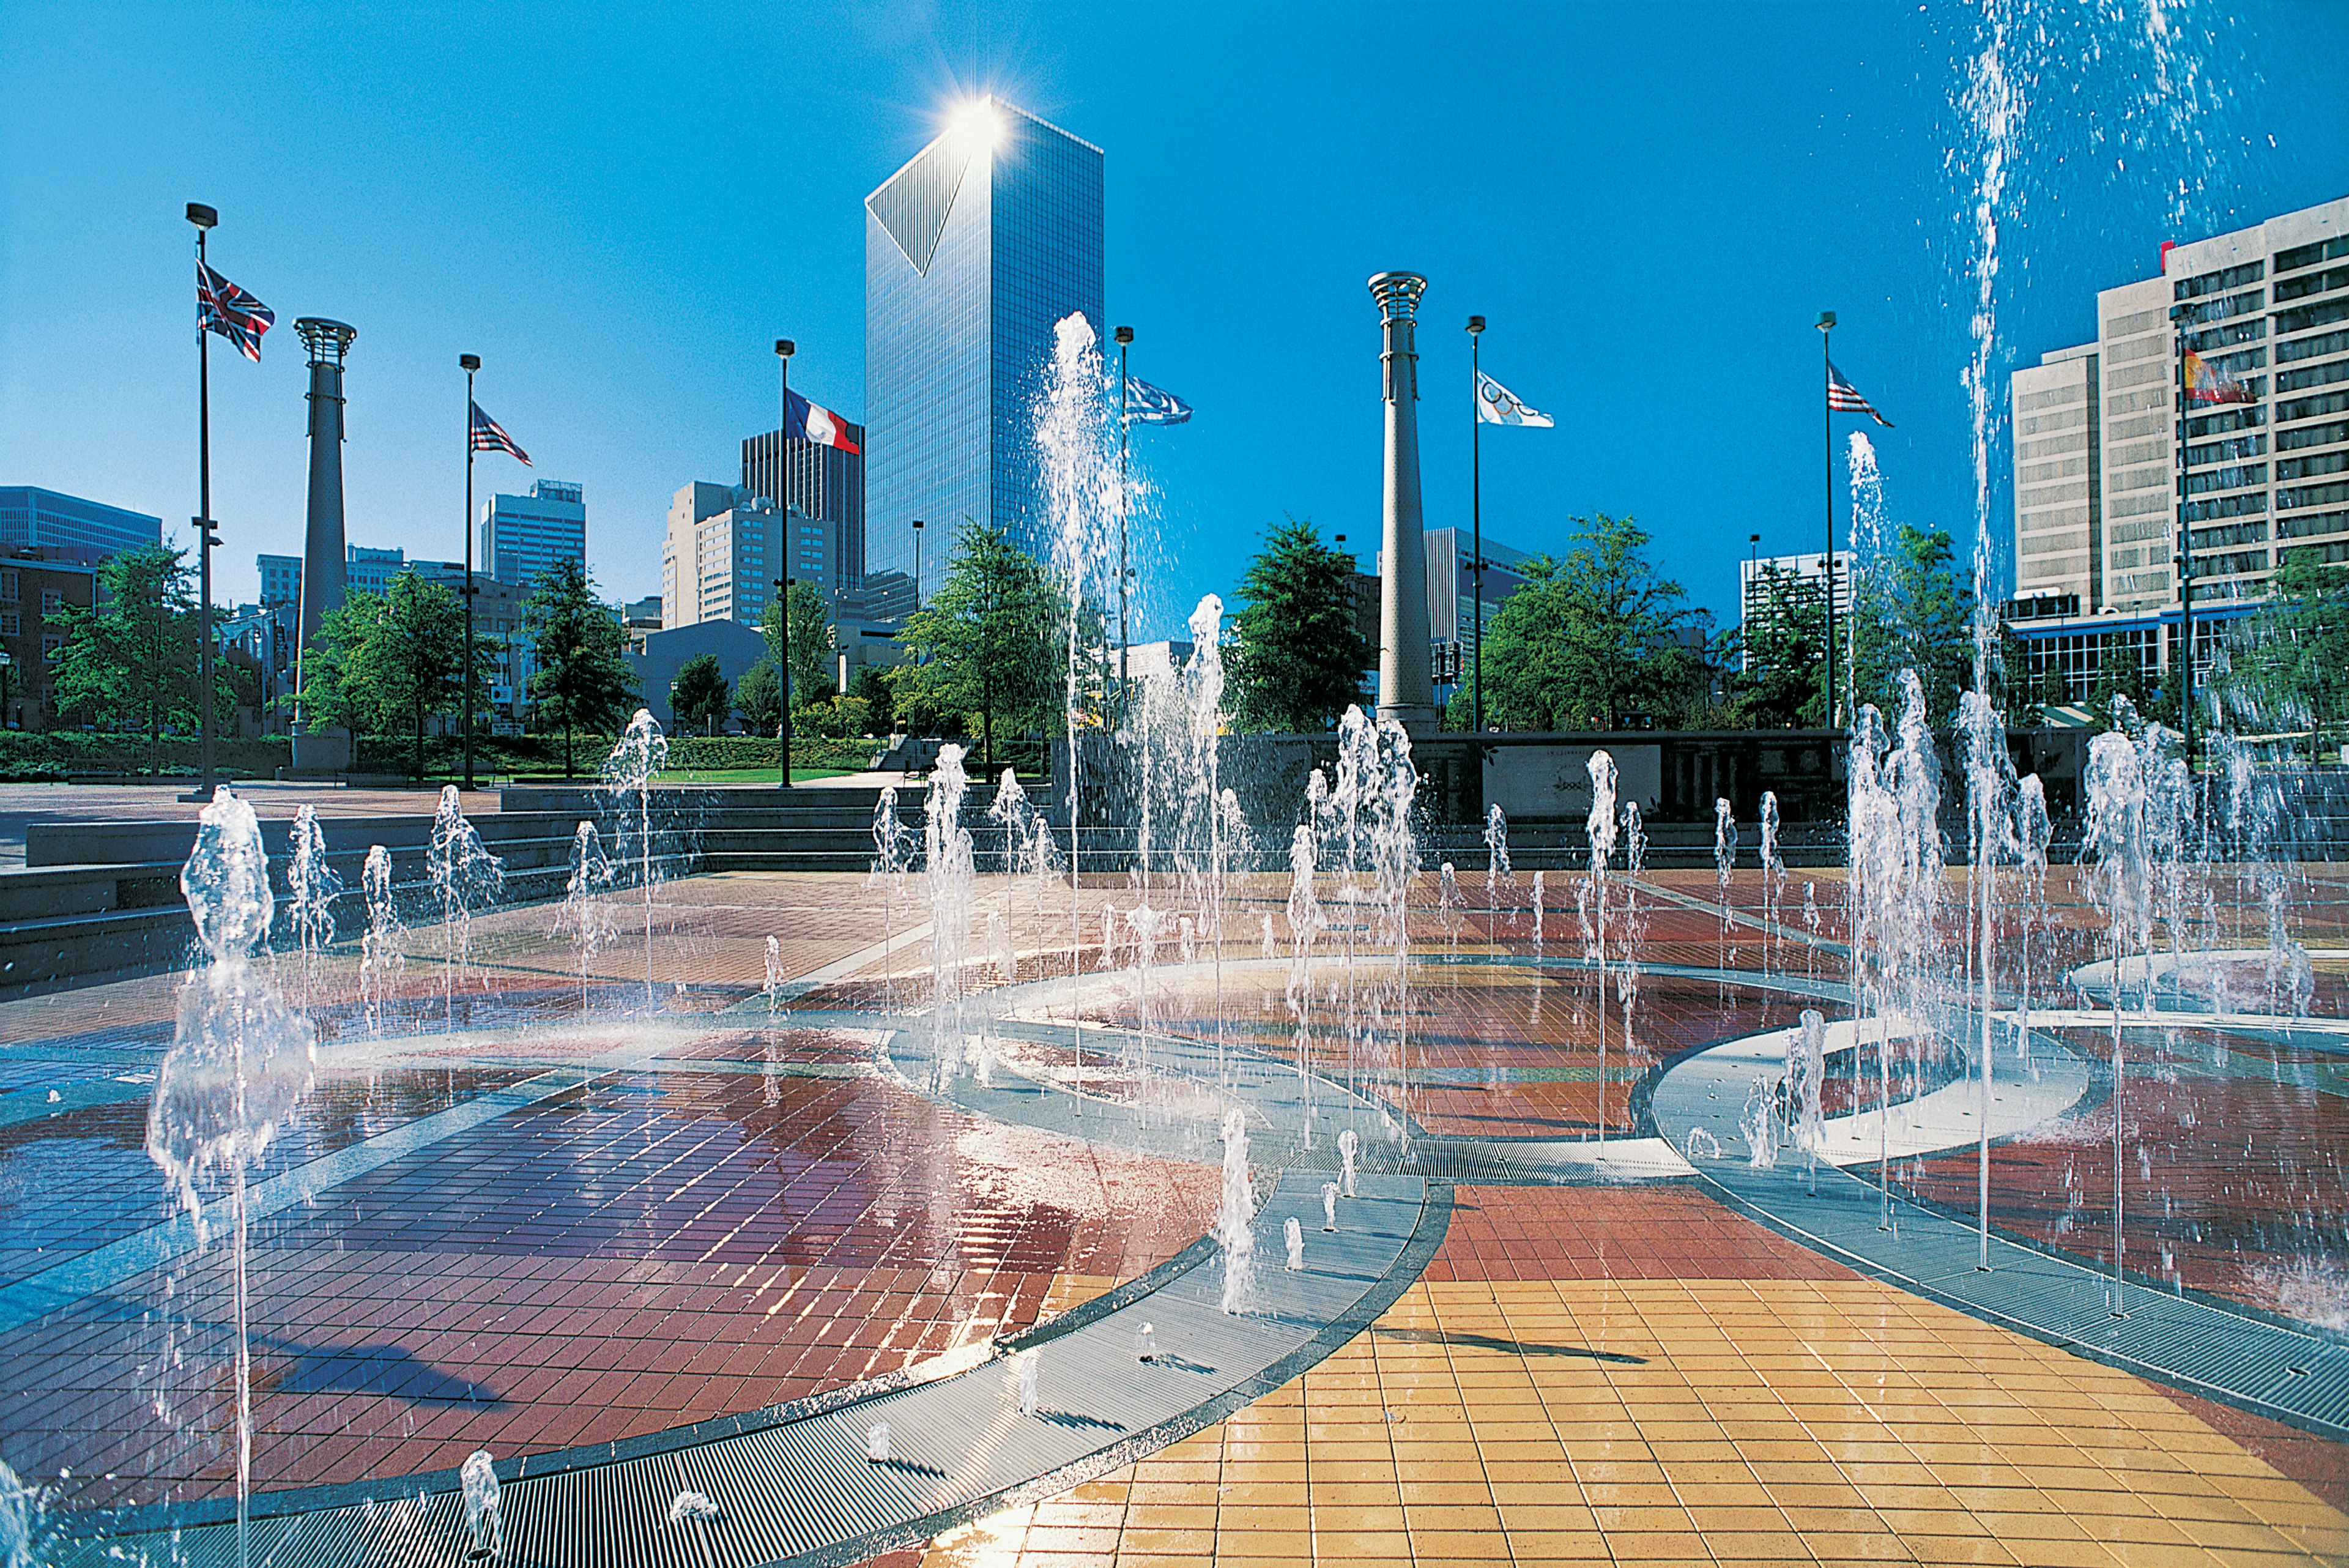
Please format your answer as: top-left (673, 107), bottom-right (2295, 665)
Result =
top-left (1369, 272), bottom-right (1435, 732)
top-left (293, 318), bottom-right (356, 771)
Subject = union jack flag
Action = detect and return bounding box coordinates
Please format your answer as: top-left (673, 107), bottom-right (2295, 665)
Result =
top-left (470, 401), bottom-right (532, 466)
top-left (198, 261), bottom-right (274, 362)
top-left (1827, 362), bottom-right (1893, 426)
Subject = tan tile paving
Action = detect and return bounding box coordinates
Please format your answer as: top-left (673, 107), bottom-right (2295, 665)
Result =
top-left (926, 1276), bottom-right (2349, 1567)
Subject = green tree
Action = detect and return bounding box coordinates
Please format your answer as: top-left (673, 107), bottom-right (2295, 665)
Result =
top-left (735, 659), bottom-right (782, 735)
top-left (1720, 563), bottom-right (1829, 728)
top-left (47, 543), bottom-right (210, 774)
top-left (670, 653), bottom-right (731, 736)
top-left (1451, 515), bottom-right (1701, 731)
top-left (761, 579), bottom-right (835, 708)
top-left (339, 570), bottom-right (477, 782)
top-left (852, 664), bottom-right (896, 735)
top-left (1846, 524), bottom-right (1975, 726)
top-left (2213, 549), bottom-right (2349, 756)
top-left (889, 521), bottom-right (1061, 771)
top-left (524, 558), bottom-right (637, 777)
top-left (1225, 517), bottom-right (1372, 734)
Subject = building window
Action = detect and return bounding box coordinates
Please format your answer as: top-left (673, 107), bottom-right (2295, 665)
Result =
top-left (0, 570), bottom-right (15, 602)
top-left (0, 611), bottom-right (15, 636)
top-left (40, 590), bottom-right (61, 615)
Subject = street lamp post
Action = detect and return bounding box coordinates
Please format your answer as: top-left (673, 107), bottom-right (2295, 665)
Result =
top-left (911, 519), bottom-right (925, 612)
top-left (1115, 325), bottom-right (1134, 703)
top-left (187, 202), bottom-right (221, 803)
top-left (460, 354), bottom-right (481, 790)
top-left (0, 650), bottom-right (12, 730)
top-left (776, 575), bottom-right (793, 789)
top-left (1817, 311), bottom-right (1838, 727)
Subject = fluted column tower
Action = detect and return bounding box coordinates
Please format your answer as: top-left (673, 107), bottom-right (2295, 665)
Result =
top-left (1369, 272), bottom-right (1435, 732)
top-left (293, 318), bottom-right (355, 767)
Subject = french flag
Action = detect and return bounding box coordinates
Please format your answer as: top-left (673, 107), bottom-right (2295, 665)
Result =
top-left (787, 388), bottom-right (862, 455)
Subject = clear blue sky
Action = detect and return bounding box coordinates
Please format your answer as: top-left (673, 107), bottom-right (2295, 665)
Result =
top-left (3, 2), bottom-right (2343, 635)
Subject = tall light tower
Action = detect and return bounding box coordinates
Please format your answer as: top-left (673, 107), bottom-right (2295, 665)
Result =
top-left (294, 317), bottom-right (356, 771)
top-left (1369, 272), bottom-right (1435, 732)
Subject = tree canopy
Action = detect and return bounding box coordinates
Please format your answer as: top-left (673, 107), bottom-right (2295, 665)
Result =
top-left (761, 579), bottom-right (834, 708)
top-left (1721, 562), bottom-right (1829, 728)
top-left (46, 542), bottom-right (221, 773)
top-left (318, 570), bottom-right (483, 781)
top-left (524, 557), bottom-right (637, 776)
top-left (1846, 524), bottom-right (1976, 727)
top-left (670, 653), bottom-right (731, 736)
top-left (888, 521), bottom-right (1061, 770)
top-left (1450, 514), bottom-right (1703, 731)
top-left (1225, 518), bottom-right (1372, 734)
top-left (2212, 549), bottom-right (2349, 754)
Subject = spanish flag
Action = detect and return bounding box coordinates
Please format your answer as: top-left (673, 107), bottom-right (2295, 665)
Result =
top-left (2185, 349), bottom-right (2254, 406)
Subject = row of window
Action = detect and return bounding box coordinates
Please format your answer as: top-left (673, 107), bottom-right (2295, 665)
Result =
top-left (2177, 260), bottom-right (2266, 299)
top-left (2277, 450), bottom-right (2349, 483)
top-left (2277, 264), bottom-right (2349, 304)
top-left (2278, 295), bottom-right (2349, 335)
top-left (2278, 235), bottom-right (2349, 275)
top-left (2174, 288), bottom-right (2263, 325)
top-left (2279, 358), bottom-right (2349, 395)
top-left (2276, 326), bottom-right (2349, 365)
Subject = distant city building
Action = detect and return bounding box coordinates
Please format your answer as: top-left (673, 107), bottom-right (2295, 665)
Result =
top-left (865, 97), bottom-right (1105, 602)
top-left (0, 487), bottom-right (161, 560)
top-left (1737, 549), bottom-right (1855, 669)
top-left (481, 478), bottom-right (586, 589)
top-left (629, 619), bottom-right (770, 734)
top-left (0, 547), bottom-right (98, 730)
top-left (622, 594), bottom-right (662, 654)
top-left (347, 544), bottom-right (408, 598)
top-left (660, 481), bottom-right (797, 631)
top-left (2007, 193), bottom-right (2349, 698)
top-left (743, 428), bottom-right (863, 593)
top-left (258, 552), bottom-right (302, 612)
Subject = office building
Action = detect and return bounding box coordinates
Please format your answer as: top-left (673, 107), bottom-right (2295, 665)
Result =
top-left (865, 97), bottom-right (1105, 601)
top-left (743, 428), bottom-right (863, 594)
top-left (660, 481), bottom-right (801, 631)
top-left (0, 488), bottom-right (161, 560)
top-left (259, 553), bottom-right (302, 612)
top-left (2008, 195), bottom-right (2349, 696)
top-left (347, 545), bottom-right (408, 598)
top-left (0, 547), bottom-right (98, 730)
top-left (481, 478), bottom-right (587, 589)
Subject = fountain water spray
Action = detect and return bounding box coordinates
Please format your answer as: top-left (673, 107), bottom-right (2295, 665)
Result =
top-left (870, 786), bottom-right (916, 1009)
top-left (461, 1449), bottom-right (502, 1561)
top-left (1484, 804), bottom-right (1512, 935)
top-left (147, 789), bottom-right (318, 1567)
top-left (358, 845), bottom-right (404, 1036)
top-left (601, 708), bottom-right (669, 1008)
top-left (1286, 1216), bottom-right (1305, 1270)
top-left (1016, 1350), bottom-right (1039, 1418)
top-left (1586, 752), bottom-right (1619, 1146)
top-left (864, 1422), bottom-right (890, 1463)
top-left (1791, 1008), bottom-right (1827, 1196)
top-left (429, 786), bottom-right (505, 1024)
top-left (283, 804), bottom-right (340, 994)
top-left (924, 745), bottom-right (980, 1088)
top-left (1321, 1180), bottom-right (1339, 1232)
top-left (1338, 1127), bottom-right (1358, 1198)
top-left (1137, 1322), bottom-right (1156, 1362)
top-left (1217, 1108), bottom-right (1256, 1314)
top-left (1742, 1076), bottom-right (1779, 1169)
top-left (556, 823), bottom-right (615, 1009)
top-left (1712, 798), bottom-right (1736, 987)
top-left (1961, 689), bottom-right (2019, 1268)
top-left (667, 1492), bottom-right (719, 1526)
top-left (1758, 791), bottom-right (1784, 975)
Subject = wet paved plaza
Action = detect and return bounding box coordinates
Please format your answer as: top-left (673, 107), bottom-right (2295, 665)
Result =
top-left (2, 861), bottom-right (2347, 1564)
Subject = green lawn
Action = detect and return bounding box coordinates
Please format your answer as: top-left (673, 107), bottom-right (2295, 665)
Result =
top-left (657, 766), bottom-right (862, 784)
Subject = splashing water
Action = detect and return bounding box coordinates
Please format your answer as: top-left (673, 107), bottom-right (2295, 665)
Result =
top-left (1742, 1076), bottom-right (1779, 1169)
top-left (667, 1491), bottom-right (719, 1526)
top-left (1758, 791), bottom-right (1784, 975)
top-left (147, 789), bottom-right (318, 1567)
top-left (602, 709), bottom-right (670, 1008)
top-left (1712, 797), bottom-right (1736, 989)
top-left (1322, 1180), bottom-right (1340, 1231)
top-left (864, 1422), bottom-right (890, 1463)
top-left (1484, 804), bottom-right (1512, 935)
top-left (1338, 1126), bottom-right (1359, 1198)
top-left (1791, 1008), bottom-right (1827, 1196)
top-left (429, 786), bottom-right (505, 1025)
top-left (0, 1460), bottom-right (43, 1567)
top-left (461, 1449), bottom-right (502, 1559)
top-left (556, 822), bottom-right (615, 1009)
top-left (926, 745), bottom-right (980, 1088)
top-left (283, 804), bottom-right (341, 994)
top-left (1137, 1322), bottom-right (1157, 1362)
top-left (1217, 1107), bottom-right (1256, 1314)
top-left (358, 844), bottom-right (405, 1037)
top-left (1286, 1215), bottom-right (1305, 1270)
top-left (871, 786), bottom-right (917, 1010)
top-left (1016, 1350), bottom-right (1039, 1418)
top-left (1586, 751), bottom-right (1620, 1146)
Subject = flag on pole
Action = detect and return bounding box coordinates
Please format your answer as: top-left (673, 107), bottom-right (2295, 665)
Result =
top-left (470, 401), bottom-right (532, 466)
top-left (1475, 370), bottom-right (1553, 427)
top-left (2184, 349), bottom-right (2255, 406)
top-left (197, 261), bottom-right (274, 362)
top-left (786, 388), bottom-right (862, 454)
top-left (1121, 373), bottom-right (1193, 426)
top-left (1826, 362), bottom-right (1894, 426)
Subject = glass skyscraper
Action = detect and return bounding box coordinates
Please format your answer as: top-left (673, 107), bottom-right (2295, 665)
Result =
top-left (864, 97), bottom-right (1104, 611)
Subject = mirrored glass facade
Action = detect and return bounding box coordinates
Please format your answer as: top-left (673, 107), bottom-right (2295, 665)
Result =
top-left (864, 100), bottom-right (1104, 605)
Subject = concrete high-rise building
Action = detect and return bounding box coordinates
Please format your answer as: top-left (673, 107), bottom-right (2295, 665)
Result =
top-left (481, 478), bottom-right (587, 589)
top-left (864, 97), bottom-right (1105, 602)
top-left (2007, 195), bottom-right (2349, 700)
top-left (660, 481), bottom-right (800, 631)
top-left (0, 488), bottom-right (161, 559)
top-left (742, 428), bottom-right (863, 594)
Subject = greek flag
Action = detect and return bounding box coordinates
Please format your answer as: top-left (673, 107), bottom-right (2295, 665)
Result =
top-left (1121, 373), bottom-right (1192, 426)
top-left (1475, 371), bottom-right (1553, 428)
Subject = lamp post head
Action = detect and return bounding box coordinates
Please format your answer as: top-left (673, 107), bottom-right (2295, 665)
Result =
top-left (775, 338), bottom-right (795, 359)
top-left (1816, 311), bottom-right (1836, 332)
top-left (912, 518), bottom-right (924, 531)
top-left (1466, 316), bottom-right (1485, 335)
top-left (459, 353), bottom-right (480, 372)
top-left (1367, 271), bottom-right (1428, 323)
top-left (186, 203), bottom-right (217, 230)
top-left (1113, 325), bottom-right (1134, 346)
top-left (1750, 533), bottom-right (1761, 544)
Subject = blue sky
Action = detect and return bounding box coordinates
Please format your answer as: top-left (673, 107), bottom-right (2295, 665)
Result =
top-left (2, 1), bottom-right (2343, 635)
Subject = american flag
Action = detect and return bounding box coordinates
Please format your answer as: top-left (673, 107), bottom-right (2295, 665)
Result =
top-left (470, 401), bottom-right (532, 466)
top-left (1121, 373), bottom-right (1192, 426)
top-left (197, 261), bottom-right (274, 362)
top-left (1827, 362), bottom-right (1893, 426)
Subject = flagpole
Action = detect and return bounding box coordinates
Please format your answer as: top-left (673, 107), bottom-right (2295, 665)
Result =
top-left (461, 355), bottom-right (480, 792)
top-left (1115, 326), bottom-right (1133, 707)
top-left (1468, 315), bottom-right (1485, 734)
top-left (1817, 311), bottom-right (1837, 727)
top-left (188, 204), bottom-right (219, 803)
top-left (776, 338), bottom-right (795, 789)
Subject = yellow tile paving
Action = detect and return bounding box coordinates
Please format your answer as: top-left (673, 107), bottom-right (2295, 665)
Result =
top-left (926, 1276), bottom-right (2349, 1566)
